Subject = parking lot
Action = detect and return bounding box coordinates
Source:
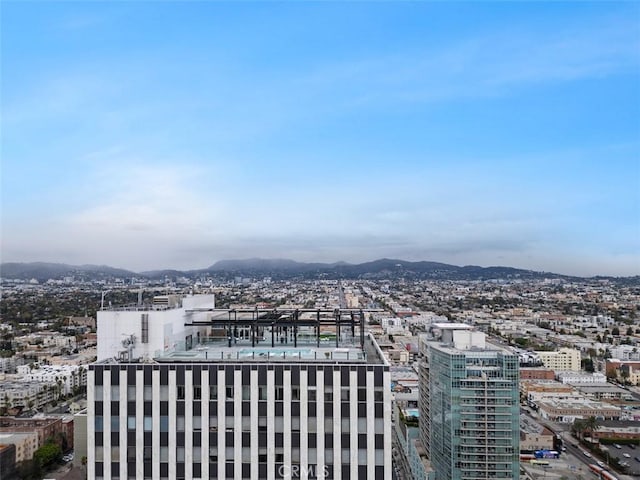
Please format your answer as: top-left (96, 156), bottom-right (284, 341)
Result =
top-left (604, 443), bottom-right (640, 476)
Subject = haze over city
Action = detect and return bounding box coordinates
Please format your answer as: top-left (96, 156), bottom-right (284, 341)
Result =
top-left (2, 2), bottom-right (639, 277)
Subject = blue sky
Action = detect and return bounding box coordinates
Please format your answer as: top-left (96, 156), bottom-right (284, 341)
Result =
top-left (2, 2), bottom-right (639, 276)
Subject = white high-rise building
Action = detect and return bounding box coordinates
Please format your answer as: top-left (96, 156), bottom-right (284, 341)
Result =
top-left (88, 297), bottom-right (392, 479)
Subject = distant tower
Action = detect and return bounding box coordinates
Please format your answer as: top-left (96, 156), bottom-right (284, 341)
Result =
top-left (423, 324), bottom-right (520, 480)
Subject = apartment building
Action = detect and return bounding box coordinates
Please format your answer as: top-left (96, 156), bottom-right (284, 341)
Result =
top-left (535, 348), bottom-right (581, 372)
top-left (422, 325), bottom-right (520, 480)
top-left (88, 297), bottom-right (392, 479)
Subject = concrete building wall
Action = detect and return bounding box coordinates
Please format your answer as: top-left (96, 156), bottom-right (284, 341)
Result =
top-left (88, 359), bottom-right (392, 480)
top-left (97, 295), bottom-right (215, 361)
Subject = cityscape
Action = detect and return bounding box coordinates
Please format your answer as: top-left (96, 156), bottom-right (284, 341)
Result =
top-left (0, 263), bottom-right (639, 479)
top-left (2, 1), bottom-right (639, 480)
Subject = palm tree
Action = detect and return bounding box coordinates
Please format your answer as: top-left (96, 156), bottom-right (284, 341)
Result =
top-left (583, 416), bottom-right (600, 439)
top-left (571, 418), bottom-right (586, 439)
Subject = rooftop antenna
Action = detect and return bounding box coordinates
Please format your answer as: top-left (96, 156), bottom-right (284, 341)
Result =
top-left (100, 290), bottom-right (110, 310)
top-left (120, 334), bottom-right (137, 362)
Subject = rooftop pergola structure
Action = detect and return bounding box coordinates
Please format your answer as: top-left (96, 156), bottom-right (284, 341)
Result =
top-left (184, 308), bottom-right (377, 349)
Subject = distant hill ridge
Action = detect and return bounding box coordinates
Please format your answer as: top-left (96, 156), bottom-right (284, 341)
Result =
top-left (0, 257), bottom-right (594, 281)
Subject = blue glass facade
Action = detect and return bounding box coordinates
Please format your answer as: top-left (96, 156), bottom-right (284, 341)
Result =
top-left (428, 344), bottom-right (520, 480)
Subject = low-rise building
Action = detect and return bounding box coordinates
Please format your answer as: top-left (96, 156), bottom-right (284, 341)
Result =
top-left (606, 360), bottom-right (640, 385)
top-left (0, 432), bottom-right (38, 463)
top-left (590, 420), bottom-right (640, 440)
top-left (610, 346), bottom-right (640, 361)
top-left (556, 371), bottom-right (607, 385)
top-left (520, 380), bottom-right (575, 404)
top-left (520, 415), bottom-right (555, 451)
top-left (572, 384), bottom-right (634, 401)
top-left (520, 368), bottom-right (555, 380)
top-left (537, 398), bottom-right (621, 423)
top-left (0, 443), bottom-right (17, 479)
top-left (0, 381), bottom-right (55, 413)
top-left (0, 416), bottom-right (72, 454)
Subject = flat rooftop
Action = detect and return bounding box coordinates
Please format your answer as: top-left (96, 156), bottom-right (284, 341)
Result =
top-left (428, 340), bottom-right (515, 356)
top-left (100, 333), bottom-right (387, 365)
top-left (155, 343), bottom-right (369, 363)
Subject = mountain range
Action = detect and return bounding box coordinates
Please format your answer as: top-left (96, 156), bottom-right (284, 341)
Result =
top-left (1, 258), bottom-right (628, 282)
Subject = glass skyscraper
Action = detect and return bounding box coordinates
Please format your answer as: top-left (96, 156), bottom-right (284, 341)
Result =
top-left (423, 327), bottom-right (519, 480)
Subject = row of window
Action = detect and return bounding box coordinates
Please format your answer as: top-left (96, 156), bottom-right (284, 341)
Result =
top-left (95, 416), bottom-right (385, 434)
top-left (95, 447), bottom-right (386, 464)
top-left (94, 385), bottom-right (385, 402)
top-left (93, 463), bottom-right (386, 480)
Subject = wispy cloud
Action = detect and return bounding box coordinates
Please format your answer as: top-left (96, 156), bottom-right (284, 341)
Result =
top-left (295, 14), bottom-right (639, 107)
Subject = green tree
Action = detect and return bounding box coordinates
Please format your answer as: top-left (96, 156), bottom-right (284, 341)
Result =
top-left (582, 358), bottom-right (594, 373)
top-left (583, 416), bottom-right (600, 439)
top-left (34, 441), bottom-right (62, 468)
top-left (16, 458), bottom-right (42, 480)
top-left (571, 418), bottom-right (586, 439)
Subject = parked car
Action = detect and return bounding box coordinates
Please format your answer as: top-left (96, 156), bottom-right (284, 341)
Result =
top-left (613, 443), bottom-right (622, 449)
top-left (623, 453), bottom-right (631, 458)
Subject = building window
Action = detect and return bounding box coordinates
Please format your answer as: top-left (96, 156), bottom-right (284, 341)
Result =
top-left (143, 447), bottom-right (152, 461)
top-left (177, 385), bottom-right (185, 400)
top-left (177, 416), bottom-right (185, 432)
top-left (194, 386), bottom-right (201, 400)
top-left (160, 416), bottom-right (169, 432)
top-left (308, 417), bottom-right (317, 432)
top-left (193, 446), bottom-right (201, 462)
top-left (258, 387), bottom-right (267, 400)
top-left (111, 416), bottom-right (119, 430)
top-left (127, 446), bottom-right (135, 462)
top-left (127, 416), bottom-right (136, 430)
top-left (160, 385), bottom-right (169, 401)
top-left (144, 417), bottom-right (152, 431)
top-left (226, 387), bottom-right (233, 400)
top-left (95, 417), bottom-right (103, 432)
top-left (210, 386), bottom-right (218, 400)
top-left (141, 314), bottom-right (149, 344)
top-left (177, 447), bottom-right (185, 462)
top-left (374, 389), bottom-right (384, 401)
top-left (358, 388), bottom-right (366, 402)
top-left (341, 388), bottom-right (350, 401)
top-left (242, 386), bottom-right (250, 400)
